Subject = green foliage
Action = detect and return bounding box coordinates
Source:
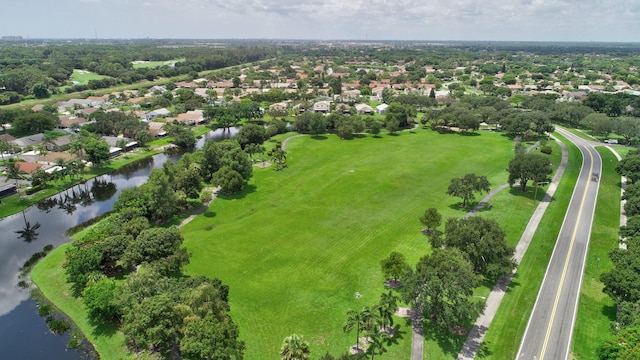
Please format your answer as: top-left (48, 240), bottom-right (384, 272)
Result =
top-left (444, 216), bottom-right (516, 281)
top-left (540, 145), bottom-right (552, 154)
top-left (597, 326), bottom-right (640, 360)
top-left (123, 226), bottom-right (183, 268)
top-left (236, 123), bottom-right (267, 149)
top-left (82, 277), bottom-right (119, 322)
top-left (121, 293), bottom-right (180, 351)
top-left (280, 334), bottom-right (311, 360)
top-left (507, 153), bottom-right (553, 192)
top-left (180, 314), bottom-right (244, 360)
top-left (446, 173), bottom-right (491, 207)
top-left (64, 242), bottom-right (103, 297)
top-left (212, 166), bottom-right (245, 194)
top-left (380, 251), bottom-right (409, 282)
top-left (403, 248), bottom-right (483, 333)
top-left (420, 207), bottom-right (442, 232)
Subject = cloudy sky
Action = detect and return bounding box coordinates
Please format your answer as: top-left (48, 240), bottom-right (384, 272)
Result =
top-left (2, 0), bottom-right (639, 42)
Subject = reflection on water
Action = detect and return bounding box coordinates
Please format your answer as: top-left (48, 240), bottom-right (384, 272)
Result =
top-left (0, 128), bottom-right (237, 359)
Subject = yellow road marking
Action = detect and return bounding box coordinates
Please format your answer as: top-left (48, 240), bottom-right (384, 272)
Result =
top-left (539, 146), bottom-right (594, 360)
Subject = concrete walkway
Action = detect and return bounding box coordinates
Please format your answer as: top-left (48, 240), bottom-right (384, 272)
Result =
top-left (178, 186), bottom-right (220, 228)
top-left (457, 135), bottom-right (568, 360)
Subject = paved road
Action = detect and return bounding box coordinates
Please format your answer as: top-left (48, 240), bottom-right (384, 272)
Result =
top-left (517, 127), bottom-right (602, 360)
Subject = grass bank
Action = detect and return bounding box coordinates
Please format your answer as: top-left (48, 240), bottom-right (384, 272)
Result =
top-left (181, 129), bottom-right (517, 359)
top-left (31, 243), bottom-right (129, 360)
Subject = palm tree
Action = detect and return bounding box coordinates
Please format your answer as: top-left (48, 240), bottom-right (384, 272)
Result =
top-left (4, 159), bottom-right (26, 200)
top-left (279, 334), bottom-right (310, 360)
top-left (377, 291), bottom-right (399, 333)
top-left (343, 309), bottom-right (364, 351)
top-left (360, 306), bottom-right (375, 333)
top-left (367, 323), bottom-right (390, 360)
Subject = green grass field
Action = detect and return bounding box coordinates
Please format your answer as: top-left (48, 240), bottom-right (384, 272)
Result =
top-left (181, 129), bottom-right (518, 359)
top-left (71, 69), bottom-right (111, 84)
top-left (132, 59), bottom-right (185, 69)
top-left (479, 133), bottom-right (582, 359)
top-left (570, 147), bottom-right (620, 359)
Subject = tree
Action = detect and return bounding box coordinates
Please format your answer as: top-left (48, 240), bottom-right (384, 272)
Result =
top-left (64, 242), bottom-right (103, 297)
top-left (343, 309), bottom-right (366, 352)
top-left (4, 159), bottom-right (26, 200)
top-left (84, 137), bottom-right (110, 165)
top-left (367, 323), bottom-right (390, 360)
top-left (31, 82), bottom-right (50, 99)
top-left (507, 153), bottom-right (553, 192)
top-left (212, 166), bottom-right (245, 194)
top-left (601, 244), bottom-right (640, 304)
top-left (444, 216), bottom-right (516, 280)
top-left (446, 173), bottom-right (491, 208)
top-left (616, 154), bottom-right (640, 183)
top-left (180, 314), bottom-right (245, 360)
top-left (236, 123), bottom-right (267, 150)
top-left (419, 207), bottom-right (442, 234)
top-left (280, 334), bottom-right (311, 360)
top-left (82, 277), bottom-right (119, 322)
top-left (145, 169), bottom-right (177, 222)
top-left (123, 226), bottom-right (183, 268)
top-left (615, 117), bottom-right (640, 145)
top-left (121, 293), bottom-right (180, 351)
top-left (402, 248), bottom-right (484, 333)
top-left (380, 251), bottom-right (409, 283)
top-left (376, 290), bottom-right (399, 332)
top-left (270, 145), bottom-right (287, 171)
top-left (597, 326), bottom-right (640, 360)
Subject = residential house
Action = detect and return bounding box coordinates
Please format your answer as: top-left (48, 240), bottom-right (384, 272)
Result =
top-left (58, 116), bottom-right (87, 131)
top-left (313, 100), bottom-right (331, 114)
top-left (47, 135), bottom-right (73, 151)
top-left (176, 111), bottom-right (204, 126)
top-left (376, 103), bottom-right (389, 115)
top-left (16, 161), bottom-right (45, 176)
top-left (340, 89), bottom-right (361, 102)
top-left (147, 122), bottom-right (168, 139)
top-left (0, 133), bottom-right (16, 142)
top-left (13, 134), bottom-right (45, 149)
top-left (145, 108), bottom-right (171, 121)
top-left (149, 85), bottom-right (167, 94)
top-left (355, 103), bottom-right (373, 115)
top-left (76, 107), bottom-right (100, 118)
top-left (269, 102), bottom-right (288, 112)
top-left (335, 104), bottom-right (351, 114)
top-left (38, 152), bottom-right (77, 165)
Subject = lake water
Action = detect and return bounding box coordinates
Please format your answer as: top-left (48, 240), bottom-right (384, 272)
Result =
top-left (0, 127), bottom-right (238, 359)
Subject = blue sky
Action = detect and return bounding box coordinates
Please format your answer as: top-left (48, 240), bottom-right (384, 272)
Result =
top-left (2, 0), bottom-right (639, 42)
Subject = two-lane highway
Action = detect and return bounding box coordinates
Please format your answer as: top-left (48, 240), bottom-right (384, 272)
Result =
top-left (518, 127), bottom-right (602, 360)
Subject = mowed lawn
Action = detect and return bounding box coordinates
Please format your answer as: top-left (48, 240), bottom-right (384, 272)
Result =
top-left (70, 69), bottom-right (111, 85)
top-left (182, 129), bottom-right (515, 359)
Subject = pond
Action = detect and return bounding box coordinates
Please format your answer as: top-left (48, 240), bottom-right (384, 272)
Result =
top-left (0, 127), bottom-right (238, 359)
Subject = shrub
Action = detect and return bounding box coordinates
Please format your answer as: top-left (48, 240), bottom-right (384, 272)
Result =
top-left (540, 145), bottom-right (552, 154)
top-left (38, 304), bottom-right (53, 316)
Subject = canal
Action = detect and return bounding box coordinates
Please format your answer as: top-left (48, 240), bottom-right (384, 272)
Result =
top-left (0, 127), bottom-right (239, 359)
